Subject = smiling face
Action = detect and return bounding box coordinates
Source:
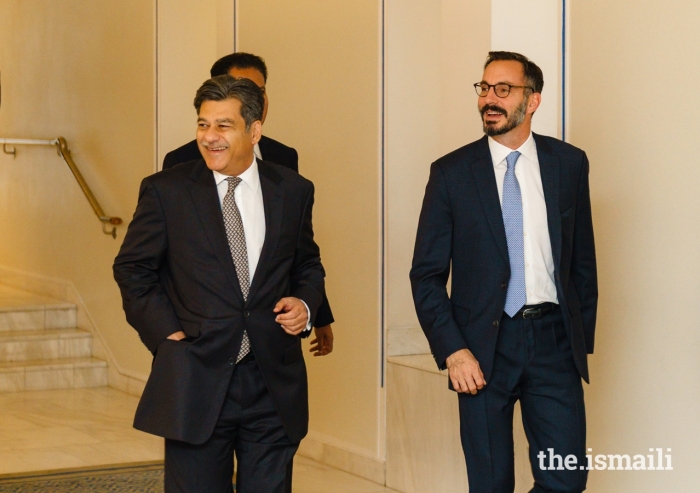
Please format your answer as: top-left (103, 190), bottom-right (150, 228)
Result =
top-left (196, 97), bottom-right (262, 176)
top-left (228, 67), bottom-right (268, 124)
top-left (477, 60), bottom-right (540, 142)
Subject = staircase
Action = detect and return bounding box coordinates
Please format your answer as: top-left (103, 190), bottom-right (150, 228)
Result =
top-left (0, 284), bottom-right (107, 392)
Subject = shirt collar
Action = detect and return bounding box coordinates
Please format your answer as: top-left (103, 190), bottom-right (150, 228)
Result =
top-left (488, 132), bottom-right (537, 167)
top-left (212, 156), bottom-right (260, 193)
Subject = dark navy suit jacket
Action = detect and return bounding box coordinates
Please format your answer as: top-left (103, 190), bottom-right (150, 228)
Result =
top-left (114, 159), bottom-right (324, 444)
top-left (410, 134), bottom-right (598, 383)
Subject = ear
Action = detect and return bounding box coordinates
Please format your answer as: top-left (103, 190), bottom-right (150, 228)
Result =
top-left (249, 120), bottom-right (262, 145)
top-left (526, 92), bottom-right (542, 115)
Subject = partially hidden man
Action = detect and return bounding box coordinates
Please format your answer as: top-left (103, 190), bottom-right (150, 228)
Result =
top-left (114, 76), bottom-right (325, 492)
top-left (410, 51), bottom-right (598, 493)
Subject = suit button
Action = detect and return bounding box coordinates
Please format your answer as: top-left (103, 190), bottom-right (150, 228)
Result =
top-left (501, 283), bottom-right (507, 290)
top-left (228, 357), bottom-right (235, 365)
top-left (493, 320), bottom-right (499, 327)
top-left (244, 311), bottom-right (250, 317)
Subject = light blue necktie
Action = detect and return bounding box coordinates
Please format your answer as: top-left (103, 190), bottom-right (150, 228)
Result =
top-left (502, 151), bottom-right (527, 317)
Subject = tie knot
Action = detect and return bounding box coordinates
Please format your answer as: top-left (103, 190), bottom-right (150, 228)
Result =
top-left (506, 151), bottom-right (521, 170)
top-left (226, 176), bottom-right (242, 191)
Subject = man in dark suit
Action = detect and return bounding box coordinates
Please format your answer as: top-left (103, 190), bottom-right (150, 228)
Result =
top-left (410, 52), bottom-right (597, 493)
top-left (114, 76), bottom-right (324, 492)
top-left (163, 52), bottom-right (334, 357)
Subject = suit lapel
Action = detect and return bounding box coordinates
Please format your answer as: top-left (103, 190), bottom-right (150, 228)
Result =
top-left (186, 159), bottom-right (245, 302)
top-left (472, 137), bottom-right (510, 266)
top-left (534, 133), bottom-right (563, 271)
top-left (248, 160), bottom-right (284, 302)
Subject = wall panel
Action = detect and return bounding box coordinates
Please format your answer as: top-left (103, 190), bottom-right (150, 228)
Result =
top-left (237, 0), bottom-right (383, 460)
top-left (571, 1), bottom-right (700, 490)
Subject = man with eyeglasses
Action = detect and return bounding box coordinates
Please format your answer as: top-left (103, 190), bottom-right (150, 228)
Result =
top-left (411, 51), bottom-right (597, 492)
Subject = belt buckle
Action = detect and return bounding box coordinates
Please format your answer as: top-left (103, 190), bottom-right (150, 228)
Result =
top-left (522, 307), bottom-right (540, 319)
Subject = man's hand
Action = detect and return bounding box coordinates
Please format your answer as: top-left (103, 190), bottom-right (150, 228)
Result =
top-left (309, 325), bottom-right (334, 356)
top-left (274, 297), bottom-right (308, 335)
top-left (446, 348), bottom-right (486, 394)
top-left (166, 330), bottom-right (186, 341)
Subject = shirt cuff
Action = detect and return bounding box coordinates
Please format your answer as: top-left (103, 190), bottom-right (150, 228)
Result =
top-left (300, 300), bottom-right (312, 332)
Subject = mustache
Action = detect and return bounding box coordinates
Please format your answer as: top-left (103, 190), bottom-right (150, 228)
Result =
top-left (480, 104), bottom-right (508, 117)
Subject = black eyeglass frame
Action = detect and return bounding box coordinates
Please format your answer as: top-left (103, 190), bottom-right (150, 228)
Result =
top-left (473, 82), bottom-right (534, 98)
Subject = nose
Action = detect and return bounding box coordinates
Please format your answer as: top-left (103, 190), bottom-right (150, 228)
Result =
top-left (482, 85), bottom-right (500, 105)
top-left (203, 125), bottom-right (220, 143)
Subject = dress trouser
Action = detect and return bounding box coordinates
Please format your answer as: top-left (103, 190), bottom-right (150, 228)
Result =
top-left (458, 306), bottom-right (587, 493)
top-left (164, 356), bottom-right (298, 493)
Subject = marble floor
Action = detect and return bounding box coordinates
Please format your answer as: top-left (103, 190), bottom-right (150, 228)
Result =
top-left (0, 387), bottom-right (397, 492)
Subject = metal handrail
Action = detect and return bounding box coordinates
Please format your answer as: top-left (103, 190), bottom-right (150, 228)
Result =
top-left (1, 137), bottom-right (123, 238)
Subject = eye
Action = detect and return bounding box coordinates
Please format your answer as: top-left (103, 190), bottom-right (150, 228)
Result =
top-left (495, 84), bottom-right (510, 97)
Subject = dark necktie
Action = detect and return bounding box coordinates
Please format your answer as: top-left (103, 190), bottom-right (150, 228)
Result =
top-left (223, 177), bottom-right (251, 362)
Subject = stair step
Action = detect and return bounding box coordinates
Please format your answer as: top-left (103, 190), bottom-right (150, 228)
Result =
top-left (0, 357), bottom-right (108, 392)
top-left (0, 304), bottom-right (77, 332)
top-left (0, 328), bottom-right (92, 362)
top-left (0, 285), bottom-right (108, 392)
top-left (0, 285), bottom-right (77, 331)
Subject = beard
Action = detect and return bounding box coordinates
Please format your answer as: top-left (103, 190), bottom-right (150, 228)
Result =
top-left (480, 97), bottom-right (528, 136)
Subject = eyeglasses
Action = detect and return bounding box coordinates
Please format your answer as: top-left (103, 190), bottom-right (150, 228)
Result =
top-left (473, 82), bottom-right (533, 98)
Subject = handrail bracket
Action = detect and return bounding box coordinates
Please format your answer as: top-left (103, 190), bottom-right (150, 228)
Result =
top-left (2, 144), bottom-right (16, 157)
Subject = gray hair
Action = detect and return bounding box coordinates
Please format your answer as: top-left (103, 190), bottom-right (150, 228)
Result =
top-left (193, 75), bottom-right (264, 131)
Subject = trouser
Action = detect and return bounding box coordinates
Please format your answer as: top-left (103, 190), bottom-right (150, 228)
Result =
top-left (165, 355), bottom-right (298, 493)
top-left (458, 306), bottom-right (587, 493)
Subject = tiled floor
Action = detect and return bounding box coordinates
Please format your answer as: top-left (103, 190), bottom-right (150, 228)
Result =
top-left (0, 387), bottom-right (398, 492)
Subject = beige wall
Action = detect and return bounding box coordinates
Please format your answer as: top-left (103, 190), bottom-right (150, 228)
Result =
top-left (157, 0), bottom-right (234, 169)
top-left (0, 0), bottom-right (156, 376)
top-left (237, 0), bottom-right (384, 459)
top-left (386, 0), bottom-right (490, 355)
top-left (571, 1), bottom-right (700, 491)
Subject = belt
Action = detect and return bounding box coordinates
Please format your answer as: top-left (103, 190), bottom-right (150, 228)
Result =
top-left (514, 302), bottom-right (557, 320)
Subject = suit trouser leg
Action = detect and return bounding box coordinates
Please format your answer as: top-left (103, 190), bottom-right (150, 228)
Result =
top-left (164, 357), bottom-right (298, 493)
top-left (521, 310), bottom-right (587, 493)
top-left (458, 308), bottom-right (586, 493)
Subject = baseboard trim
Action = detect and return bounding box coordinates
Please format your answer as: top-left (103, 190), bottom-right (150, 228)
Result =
top-left (297, 432), bottom-right (386, 485)
top-left (0, 265), bottom-right (148, 397)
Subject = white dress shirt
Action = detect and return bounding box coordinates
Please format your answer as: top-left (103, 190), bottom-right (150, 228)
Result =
top-left (488, 133), bottom-right (558, 305)
top-left (212, 157), bottom-right (311, 330)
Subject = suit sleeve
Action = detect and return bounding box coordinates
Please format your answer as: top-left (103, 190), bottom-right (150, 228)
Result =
top-left (410, 163), bottom-right (468, 369)
top-left (290, 183), bottom-right (325, 337)
top-left (571, 152), bottom-right (598, 354)
top-left (113, 179), bottom-right (184, 353)
top-left (314, 294), bottom-right (335, 327)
